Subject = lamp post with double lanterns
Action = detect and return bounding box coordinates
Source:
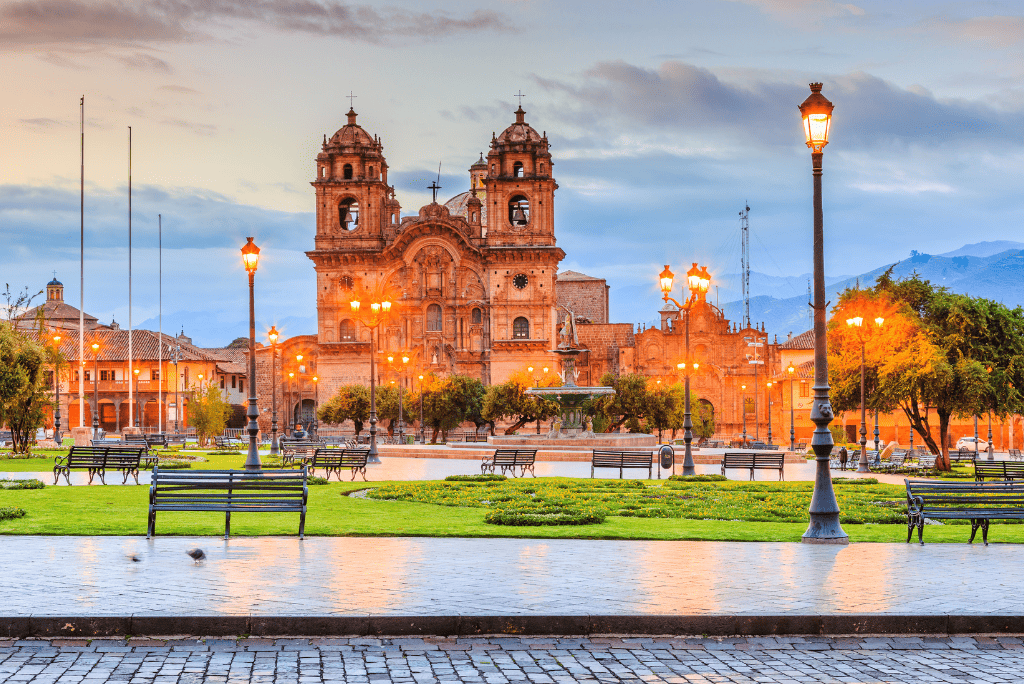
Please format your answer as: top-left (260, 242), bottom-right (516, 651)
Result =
top-left (268, 325), bottom-right (280, 454)
top-left (659, 262), bottom-right (710, 476)
top-left (296, 353), bottom-right (305, 431)
top-left (288, 371), bottom-right (295, 436)
top-left (787, 363), bottom-right (796, 452)
top-left (418, 373), bottom-right (425, 443)
top-left (311, 375), bottom-right (319, 438)
top-left (384, 352), bottom-right (411, 442)
top-left (240, 236), bottom-right (261, 471)
top-left (349, 290), bottom-right (393, 463)
top-left (741, 383), bottom-right (748, 447)
top-left (799, 82), bottom-right (847, 544)
top-left (766, 381), bottom-right (773, 445)
top-left (846, 315), bottom-right (883, 473)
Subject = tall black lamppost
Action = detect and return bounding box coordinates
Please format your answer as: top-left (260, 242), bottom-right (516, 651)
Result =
top-left (268, 325), bottom-right (280, 454)
top-left (90, 341), bottom-right (100, 438)
top-left (133, 368), bottom-right (140, 428)
top-left (51, 331), bottom-right (62, 444)
top-left (659, 262), bottom-right (710, 476)
top-left (787, 363), bottom-right (796, 452)
top-left (240, 237), bottom-right (262, 471)
top-left (799, 82), bottom-right (847, 544)
top-left (349, 290), bottom-right (393, 464)
top-left (168, 341), bottom-right (181, 432)
top-left (287, 371), bottom-right (294, 436)
top-left (766, 381), bottom-right (774, 445)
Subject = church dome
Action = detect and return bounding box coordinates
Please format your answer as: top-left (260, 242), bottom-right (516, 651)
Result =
top-left (444, 191), bottom-right (488, 223)
top-left (48, 276), bottom-right (62, 287)
top-left (496, 107), bottom-right (542, 144)
top-left (325, 108), bottom-right (378, 150)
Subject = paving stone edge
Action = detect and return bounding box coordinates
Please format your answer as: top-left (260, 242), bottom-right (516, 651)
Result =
top-left (3, 615), bottom-right (1024, 638)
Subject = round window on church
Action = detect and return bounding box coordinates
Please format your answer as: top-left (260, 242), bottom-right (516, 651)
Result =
top-left (513, 274), bottom-right (528, 290)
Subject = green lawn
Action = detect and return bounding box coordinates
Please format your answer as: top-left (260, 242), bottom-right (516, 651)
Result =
top-left (0, 450), bottom-right (257, 472)
top-left (0, 476), bottom-right (1018, 543)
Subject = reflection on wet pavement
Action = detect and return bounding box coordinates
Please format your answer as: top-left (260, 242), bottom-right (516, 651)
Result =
top-left (4, 535), bottom-right (1023, 617)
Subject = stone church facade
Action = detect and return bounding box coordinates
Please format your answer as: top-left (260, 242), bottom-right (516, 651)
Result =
top-left (304, 105), bottom-right (565, 400)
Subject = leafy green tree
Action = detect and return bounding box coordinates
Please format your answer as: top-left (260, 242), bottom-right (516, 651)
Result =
top-left (318, 384), bottom-right (370, 435)
top-left (692, 398), bottom-right (716, 443)
top-left (0, 321), bottom-right (50, 453)
top-left (421, 374), bottom-right (486, 443)
top-left (187, 384), bottom-right (233, 446)
top-left (375, 384), bottom-right (416, 436)
top-left (594, 373), bottom-right (652, 433)
top-left (828, 272), bottom-right (1024, 469)
top-left (482, 370), bottom-right (560, 435)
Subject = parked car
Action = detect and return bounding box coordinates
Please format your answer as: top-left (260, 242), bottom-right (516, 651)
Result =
top-left (955, 436), bottom-right (989, 452)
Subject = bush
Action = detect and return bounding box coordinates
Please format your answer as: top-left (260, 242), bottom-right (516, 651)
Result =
top-left (155, 461), bottom-right (191, 469)
top-left (0, 506), bottom-right (26, 521)
top-left (0, 479), bottom-right (44, 490)
top-left (484, 505), bottom-right (605, 526)
top-left (832, 478), bottom-right (879, 485)
top-left (308, 476), bottom-right (329, 486)
top-left (444, 474), bottom-right (507, 482)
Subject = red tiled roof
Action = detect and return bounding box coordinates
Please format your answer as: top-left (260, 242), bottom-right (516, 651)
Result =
top-left (557, 270), bottom-right (605, 282)
top-left (17, 300), bottom-right (98, 324)
top-left (774, 359), bottom-right (814, 380)
top-left (47, 329), bottom-right (222, 363)
top-left (780, 329), bottom-right (814, 349)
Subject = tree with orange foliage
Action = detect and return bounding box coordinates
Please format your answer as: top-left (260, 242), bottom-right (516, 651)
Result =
top-left (829, 269), bottom-right (1024, 470)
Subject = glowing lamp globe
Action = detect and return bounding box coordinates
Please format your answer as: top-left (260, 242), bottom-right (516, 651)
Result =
top-left (240, 237), bottom-right (260, 273)
top-left (659, 265), bottom-right (674, 297)
top-left (799, 83), bottom-right (833, 152)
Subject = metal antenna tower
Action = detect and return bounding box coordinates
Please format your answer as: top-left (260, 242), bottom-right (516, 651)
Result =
top-left (739, 203), bottom-right (751, 329)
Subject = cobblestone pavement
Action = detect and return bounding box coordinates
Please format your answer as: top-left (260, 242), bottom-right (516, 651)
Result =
top-left (2, 636), bottom-right (1024, 683)
top-left (7, 536), bottom-right (1024, 617)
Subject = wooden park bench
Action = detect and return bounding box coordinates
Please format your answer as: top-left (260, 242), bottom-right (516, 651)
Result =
top-left (905, 478), bottom-right (1024, 544)
top-left (144, 433), bottom-right (169, 448)
top-left (950, 447), bottom-right (977, 464)
top-left (53, 445), bottom-right (147, 485)
top-left (281, 440), bottom-right (325, 465)
top-left (306, 447), bottom-right (370, 481)
top-left (481, 448), bottom-right (537, 478)
top-left (147, 466), bottom-right (308, 539)
top-left (974, 461), bottom-right (1024, 482)
top-left (720, 452), bottom-right (785, 481)
top-left (590, 450), bottom-right (654, 479)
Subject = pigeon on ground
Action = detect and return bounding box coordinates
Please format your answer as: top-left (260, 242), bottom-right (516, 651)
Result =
top-left (186, 548), bottom-right (206, 563)
top-left (127, 553), bottom-right (140, 562)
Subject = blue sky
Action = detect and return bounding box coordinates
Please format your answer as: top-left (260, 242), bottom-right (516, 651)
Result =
top-left (2, 0), bottom-right (1024, 345)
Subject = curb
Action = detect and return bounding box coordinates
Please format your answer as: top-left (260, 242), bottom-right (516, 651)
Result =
top-left (3, 615), bottom-right (1024, 638)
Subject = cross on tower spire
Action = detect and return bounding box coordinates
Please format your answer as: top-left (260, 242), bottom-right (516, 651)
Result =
top-left (514, 90), bottom-right (525, 107)
top-left (52, 270), bottom-right (57, 279)
top-left (347, 91), bottom-right (357, 108)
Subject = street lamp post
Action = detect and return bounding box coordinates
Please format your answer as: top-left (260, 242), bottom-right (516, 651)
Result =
top-left (398, 355), bottom-right (408, 441)
top-left (349, 292), bottom-right (393, 464)
top-left (741, 383), bottom-right (748, 447)
top-left (168, 341), bottom-right (181, 433)
top-left (766, 381), bottom-right (774, 445)
top-left (418, 373), bottom-right (425, 443)
top-left (268, 326), bottom-right (280, 454)
top-left (240, 236), bottom-right (261, 471)
top-left (800, 82), bottom-right (847, 544)
top-left (787, 363), bottom-right (796, 452)
top-left (312, 375), bottom-right (319, 438)
top-left (288, 371), bottom-right (294, 435)
top-left (845, 315), bottom-right (883, 473)
top-left (659, 263), bottom-right (709, 476)
top-left (133, 368), bottom-right (140, 428)
top-left (296, 353), bottom-right (305, 432)
top-left (52, 333), bottom-right (62, 443)
top-left (974, 415), bottom-right (980, 460)
top-left (91, 341), bottom-right (100, 438)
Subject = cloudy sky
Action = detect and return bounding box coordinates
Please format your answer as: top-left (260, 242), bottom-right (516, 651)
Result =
top-left (3, 0), bottom-right (1023, 345)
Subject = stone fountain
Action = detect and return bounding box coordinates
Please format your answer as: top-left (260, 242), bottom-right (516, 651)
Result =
top-left (490, 309), bottom-right (656, 448)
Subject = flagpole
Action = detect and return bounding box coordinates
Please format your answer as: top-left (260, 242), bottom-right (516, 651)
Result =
top-left (158, 214), bottom-right (162, 434)
top-left (128, 125), bottom-right (133, 432)
top-left (79, 96), bottom-right (85, 429)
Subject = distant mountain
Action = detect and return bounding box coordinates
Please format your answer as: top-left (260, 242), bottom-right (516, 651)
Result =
top-left (720, 248), bottom-right (1024, 339)
top-left (939, 241), bottom-right (1024, 259)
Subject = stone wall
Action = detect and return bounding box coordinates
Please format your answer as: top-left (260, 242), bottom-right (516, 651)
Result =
top-left (556, 279), bottom-right (609, 324)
